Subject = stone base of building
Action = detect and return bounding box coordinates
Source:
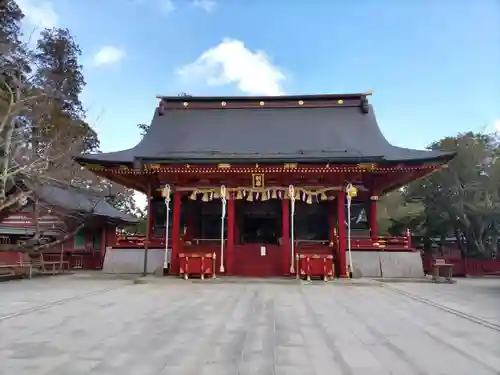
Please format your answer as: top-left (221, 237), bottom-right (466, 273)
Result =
top-left (351, 251), bottom-right (424, 278)
top-left (101, 248), bottom-right (424, 278)
top-left (102, 248), bottom-right (166, 274)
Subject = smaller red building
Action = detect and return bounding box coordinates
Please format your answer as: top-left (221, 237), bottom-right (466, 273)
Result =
top-left (0, 182), bottom-right (138, 269)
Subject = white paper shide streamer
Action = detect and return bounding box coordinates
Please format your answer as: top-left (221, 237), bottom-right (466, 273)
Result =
top-left (345, 183), bottom-right (357, 276)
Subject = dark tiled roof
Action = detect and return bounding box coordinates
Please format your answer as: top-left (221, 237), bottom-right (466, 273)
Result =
top-left (37, 184), bottom-right (138, 224)
top-left (76, 95), bottom-right (454, 165)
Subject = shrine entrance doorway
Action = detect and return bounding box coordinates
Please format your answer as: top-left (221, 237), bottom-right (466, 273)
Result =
top-left (233, 199), bottom-right (283, 277)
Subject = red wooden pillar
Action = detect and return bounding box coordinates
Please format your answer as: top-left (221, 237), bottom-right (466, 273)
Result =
top-left (337, 191), bottom-right (347, 277)
top-left (282, 199), bottom-right (290, 275)
top-left (369, 196), bottom-right (378, 239)
top-left (99, 225), bottom-right (107, 269)
top-left (170, 191), bottom-right (182, 275)
top-left (328, 200), bottom-right (336, 243)
top-left (226, 195), bottom-right (235, 275)
top-left (105, 224), bottom-right (116, 247)
top-left (147, 195), bottom-right (154, 241)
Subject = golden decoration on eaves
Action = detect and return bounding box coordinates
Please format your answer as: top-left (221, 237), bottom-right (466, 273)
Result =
top-left (171, 186), bottom-right (343, 204)
top-left (84, 162), bottom-right (438, 175)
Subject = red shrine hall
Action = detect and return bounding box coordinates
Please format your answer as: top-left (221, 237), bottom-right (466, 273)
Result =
top-left (76, 93), bottom-right (455, 279)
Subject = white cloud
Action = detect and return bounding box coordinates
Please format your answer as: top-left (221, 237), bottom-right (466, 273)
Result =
top-left (134, 191), bottom-right (147, 211)
top-left (494, 119), bottom-right (500, 132)
top-left (178, 39), bottom-right (285, 96)
top-left (193, 0), bottom-right (216, 12)
top-left (93, 46), bottom-right (125, 67)
top-left (161, 0), bottom-right (176, 13)
top-left (17, 0), bottom-right (58, 29)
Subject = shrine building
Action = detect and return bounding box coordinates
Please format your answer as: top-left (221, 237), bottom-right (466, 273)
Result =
top-left (76, 93), bottom-right (455, 279)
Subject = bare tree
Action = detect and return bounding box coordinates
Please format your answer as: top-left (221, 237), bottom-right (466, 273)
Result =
top-left (0, 69), bottom-right (93, 213)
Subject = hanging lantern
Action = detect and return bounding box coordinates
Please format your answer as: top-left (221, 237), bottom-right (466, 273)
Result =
top-left (346, 183), bottom-right (358, 199)
top-left (161, 185), bottom-right (171, 198)
top-left (189, 191), bottom-right (197, 200)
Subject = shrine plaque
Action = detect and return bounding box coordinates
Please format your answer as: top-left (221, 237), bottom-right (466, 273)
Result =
top-left (252, 173), bottom-right (265, 189)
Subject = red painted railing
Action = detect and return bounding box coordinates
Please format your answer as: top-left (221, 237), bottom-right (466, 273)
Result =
top-left (422, 254), bottom-right (500, 276)
top-left (117, 234), bottom-right (414, 251)
top-left (331, 233), bottom-right (414, 251)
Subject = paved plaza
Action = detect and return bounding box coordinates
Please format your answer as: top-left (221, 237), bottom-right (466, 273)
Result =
top-left (1, 275), bottom-right (499, 375)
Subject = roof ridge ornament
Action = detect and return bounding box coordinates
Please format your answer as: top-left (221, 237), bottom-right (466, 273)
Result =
top-left (361, 95), bottom-right (370, 114)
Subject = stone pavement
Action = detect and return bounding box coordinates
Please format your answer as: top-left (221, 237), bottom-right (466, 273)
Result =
top-left (1, 276), bottom-right (499, 375)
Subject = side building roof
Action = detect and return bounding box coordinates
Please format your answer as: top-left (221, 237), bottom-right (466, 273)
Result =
top-left (76, 93), bottom-right (455, 166)
top-left (37, 184), bottom-right (138, 224)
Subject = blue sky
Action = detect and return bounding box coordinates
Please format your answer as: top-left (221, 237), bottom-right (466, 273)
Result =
top-left (18, 0), bottom-right (500, 154)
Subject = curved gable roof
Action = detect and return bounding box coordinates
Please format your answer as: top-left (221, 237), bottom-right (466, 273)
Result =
top-left (76, 94), bottom-right (454, 165)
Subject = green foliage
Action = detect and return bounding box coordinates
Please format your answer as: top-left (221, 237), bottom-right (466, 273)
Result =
top-left (377, 191), bottom-right (424, 236)
top-left (33, 28), bottom-right (85, 117)
top-left (385, 131), bottom-right (500, 258)
top-left (138, 123), bottom-right (149, 136)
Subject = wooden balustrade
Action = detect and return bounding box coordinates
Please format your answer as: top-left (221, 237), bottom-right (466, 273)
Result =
top-left (331, 234), bottom-right (413, 251)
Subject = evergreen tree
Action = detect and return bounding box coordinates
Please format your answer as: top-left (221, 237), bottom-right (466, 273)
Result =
top-left (29, 27), bottom-right (98, 186)
top-left (33, 28), bottom-right (85, 118)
